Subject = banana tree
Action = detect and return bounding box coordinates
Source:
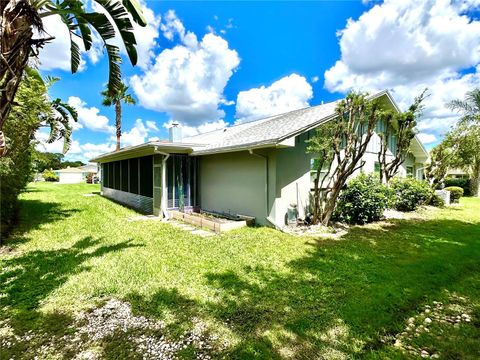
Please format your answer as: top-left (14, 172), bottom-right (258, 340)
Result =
top-left (0, 0), bottom-right (146, 156)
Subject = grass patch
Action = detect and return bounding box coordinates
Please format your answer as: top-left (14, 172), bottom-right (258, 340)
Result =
top-left (1, 182), bottom-right (479, 359)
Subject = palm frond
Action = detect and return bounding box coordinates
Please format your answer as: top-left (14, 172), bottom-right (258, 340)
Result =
top-left (105, 44), bottom-right (122, 94)
top-left (82, 12), bottom-right (117, 41)
top-left (94, 0), bottom-right (138, 65)
top-left (122, 0), bottom-right (147, 26)
top-left (447, 99), bottom-right (474, 114)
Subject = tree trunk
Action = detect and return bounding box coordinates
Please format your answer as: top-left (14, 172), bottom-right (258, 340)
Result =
top-left (115, 100), bottom-right (121, 151)
top-left (320, 182), bottom-right (343, 225)
top-left (1, 1), bottom-right (42, 156)
top-left (470, 164), bottom-right (480, 197)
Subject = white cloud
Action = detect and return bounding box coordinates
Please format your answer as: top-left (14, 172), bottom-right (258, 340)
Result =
top-left (38, 15), bottom-right (88, 72)
top-left (146, 120), bottom-right (159, 131)
top-left (36, 119), bottom-right (158, 162)
top-left (311, 76), bottom-right (319, 83)
top-left (324, 0), bottom-right (480, 145)
top-left (114, 119), bottom-right (152, 147)
top-left (163, 119), bottom-right (227, 138)
top-left (130, 14), bottom-right (240, 127)
top-left (235, 74), bottom-right (313, 123)
top-left (35, 131), bottom-right (115, 162)
top-left (68, 96), bottom-right (114, 133)
top-left (417, 133), bottom-right (437, 144)
top-left (132, 1), bottom-right (162, 70)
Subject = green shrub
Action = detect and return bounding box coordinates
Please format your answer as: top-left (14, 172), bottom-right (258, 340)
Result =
top-left (429, 193), bottom-right (445, 208)
top-left (334, 173), bottom-right (393, 225)
top-left (444, 178), bottom-right (470, 196)
top-left (43, 170), bottom-right (59, 182)
top-left (391, 177), bottom-right (433, 212)
top-left (444, 186), bottom-right (464, 203)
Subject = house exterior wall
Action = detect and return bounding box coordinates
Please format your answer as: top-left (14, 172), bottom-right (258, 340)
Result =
top-left (102, 187), bottom-right (154, 214)
top-left (270, 130), bottom-right (422, 227)
top-left (196, 129), bottom-right (423, 227)
top-left (272, 132), bottom-right (311, 226)
top-left (198, 151), bottom-right (269, 225)
top-left (57, 172), bottom-right (85, 184)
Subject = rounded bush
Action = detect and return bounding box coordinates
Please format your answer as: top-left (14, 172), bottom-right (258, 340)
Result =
top-left (444, 186), bottom-right (464, 203)
top-left (43, 169), bottom-right (59, 182)
top-left (429, 193), bottom-right (445, 208)
top-left (391, 177), bottom-right (433, 212)
top-left (334, 173), bottom-right (393, 225)
top-left (444, 178), bottom-right (470, 196)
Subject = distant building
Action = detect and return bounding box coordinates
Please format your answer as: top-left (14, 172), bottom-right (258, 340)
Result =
top-left (446, 168), bottom-right (468, 179)
top-left (53, 164), bottom-right (98, 184)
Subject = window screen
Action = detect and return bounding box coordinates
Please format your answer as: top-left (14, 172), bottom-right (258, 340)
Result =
top-left (121, 160), bottom-right (129, 192)
top-left (102, 163), bottom-right (108, 186)
top-left (113, 161), bottom-right (120, 190)
top-left (139, 156), bottom-right (153, 197)
top-left (129, 158), bottom-right (138, 194)
top-left (108, 162), bottom-right (114, 188)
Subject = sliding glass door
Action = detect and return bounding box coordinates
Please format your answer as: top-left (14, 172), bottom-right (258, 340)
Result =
top-left (166, 154), bottom-right (199, 209)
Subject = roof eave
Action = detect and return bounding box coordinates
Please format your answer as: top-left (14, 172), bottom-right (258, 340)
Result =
top-left (90, 142), bottom-right (197, 163)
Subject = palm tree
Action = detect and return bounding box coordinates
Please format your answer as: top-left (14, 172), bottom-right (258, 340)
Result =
top-left (0, 0), bottom-right (147, 156)
top-left (101, 82), bottom-right (136, 151)
top-left (447, 88), bottom-right (480, 124)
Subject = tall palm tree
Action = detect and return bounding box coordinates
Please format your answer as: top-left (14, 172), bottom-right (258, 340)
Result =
top-left (0, 0), bottom-right (147, 156)
top-left (447, 88), bottom-right (480, 124)
top-left (101, 82), bottom-right (135, 151)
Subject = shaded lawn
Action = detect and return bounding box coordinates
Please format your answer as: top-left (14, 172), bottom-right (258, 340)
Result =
top-left (1, 182), bottom-right (479, 359)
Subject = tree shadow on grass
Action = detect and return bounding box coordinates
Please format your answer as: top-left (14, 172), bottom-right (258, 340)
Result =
top-left (125, 217), bottom-right (480, 359)
top-left (0, 236), bottom-right (142, 352)
top-left (3, 199), bottom-right (81, 249)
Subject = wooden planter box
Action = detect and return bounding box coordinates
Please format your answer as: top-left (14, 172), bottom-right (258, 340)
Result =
top-left (169, 210), bottom-right (248, 233)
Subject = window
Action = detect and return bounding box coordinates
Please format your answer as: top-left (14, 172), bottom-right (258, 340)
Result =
top-left (310, 158), bottom-right (331, 189)
top-left (374, 161), bottom-right (381, 175)
top-left (390, 134), bottom-right (397, 155)
top-left (406, 166), bottom-right (414, 177)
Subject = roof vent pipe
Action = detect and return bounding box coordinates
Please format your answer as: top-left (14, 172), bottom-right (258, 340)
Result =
top-left (169, 122), bottom-right (182, 143)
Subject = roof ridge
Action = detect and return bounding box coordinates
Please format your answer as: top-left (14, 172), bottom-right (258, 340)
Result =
top-left (185, 97), bottom-right (341, 139)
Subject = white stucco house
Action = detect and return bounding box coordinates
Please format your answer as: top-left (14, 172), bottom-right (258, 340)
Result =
top-left (91, 90), bottom-right (429, 227)
top-left (53, 164), bottom-right (98, 184)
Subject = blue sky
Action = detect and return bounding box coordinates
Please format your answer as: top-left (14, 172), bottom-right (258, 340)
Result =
top-left (37, 0), bottom-right (480, 162)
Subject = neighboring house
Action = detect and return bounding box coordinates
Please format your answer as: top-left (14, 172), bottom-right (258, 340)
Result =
top-left (53, 164), bottom-right (98, 184)
top-left (91, 90), bottom-right (429, 227)
top-left (78, 164), bottom-right (99, 174)
top-left (446, 168), bottom-right (468, 179)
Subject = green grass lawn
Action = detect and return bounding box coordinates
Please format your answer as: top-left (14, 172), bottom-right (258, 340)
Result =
top-left (1, 182), bottom-right (479, 359)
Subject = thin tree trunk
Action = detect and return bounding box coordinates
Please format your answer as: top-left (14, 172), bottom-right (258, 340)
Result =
top-left (321, 184), bottom-right (343, 225)
top-left (115, 100), bottom-right (121, 151)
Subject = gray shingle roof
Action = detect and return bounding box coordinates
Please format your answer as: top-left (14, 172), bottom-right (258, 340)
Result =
top-left (186, 99), bottom-right (340, 154)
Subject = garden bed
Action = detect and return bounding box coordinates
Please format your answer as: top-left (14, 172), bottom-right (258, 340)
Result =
top-left (169, 210), bottom-right (254, 233)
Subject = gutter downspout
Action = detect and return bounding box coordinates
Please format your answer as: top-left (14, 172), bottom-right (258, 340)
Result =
top-left (154, 147), bottom-right (170, 219)
top-left (249, 149), bottom-right (281, 228)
